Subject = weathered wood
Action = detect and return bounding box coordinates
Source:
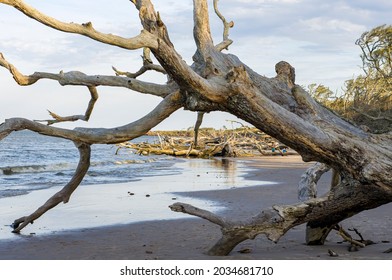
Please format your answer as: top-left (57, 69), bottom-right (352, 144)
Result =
top-left (194, 112), bottom-right (205, 147)
top-left (1, 0), bottom-right (392, 256)
top-left (300, 165), bottom-right (342, 245)
top-left (171, 178), bottom-right (392, 255)
top-left (121, 127), bottom-right (292, 158)
top-left (298, 162), bottom-right (330, 201)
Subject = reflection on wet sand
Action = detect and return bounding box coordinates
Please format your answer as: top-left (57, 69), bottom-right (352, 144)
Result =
top-left (187, 158), bottom-right (240, 189)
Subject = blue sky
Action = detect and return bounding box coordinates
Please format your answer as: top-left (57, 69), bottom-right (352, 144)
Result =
top-left (0, 0), bottom-right (391, 130)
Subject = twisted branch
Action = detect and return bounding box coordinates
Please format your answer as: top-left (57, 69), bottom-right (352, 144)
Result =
top-left (213, 0), bottom-right (234, 51)
top-left (36, 86), bottom-right (99, 125)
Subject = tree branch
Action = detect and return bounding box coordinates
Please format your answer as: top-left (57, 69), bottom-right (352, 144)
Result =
top-left (221, 62), bottom-right (392, 186)
top-left (171, 179), bottom-right (392, 255)
top-left (11, 142), bottom-right (91, 233)
top-left (169, 203), bottom-right (231, 228)
top-left (0, 91), bottom-right (183, 144)
top-left (0, 0), bottom-right (158, 50)
top-left (112, 48), bottom-right (166, 79)
top-left (2, 0), bottom-right (223, 104)
top-left (132, 0), bottom-right (174, 48)
top-left (213, 0), bottom-right (234, 51)
top-left (334, 225), bottom-right (366, 248)
top-left (1, 91), bottom-right (182, 232)
top-left (36, 86), bottom-right (99, 125)
top-left (0, 53), bottom-right (173, 97)
top-left (129, 0), bottom-right (228, 104)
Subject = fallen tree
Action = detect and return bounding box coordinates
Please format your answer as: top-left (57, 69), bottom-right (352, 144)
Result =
top-left (0, 0), bottom-right (391, 256)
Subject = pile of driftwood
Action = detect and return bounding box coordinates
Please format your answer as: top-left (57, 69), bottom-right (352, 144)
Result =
top-left (117, 127), bottom-right (297, 158)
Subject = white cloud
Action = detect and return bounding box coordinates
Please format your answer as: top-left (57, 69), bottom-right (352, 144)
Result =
top-left (300, 17), bottom-right (365, 33)
top-left (236, 0), bottom-right (302, 3)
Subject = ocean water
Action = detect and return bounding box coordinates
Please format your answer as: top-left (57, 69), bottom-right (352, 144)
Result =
top-left (0, 130), bottom-right (278, 239)
top-left (0, 130), bottom-right (180, 198)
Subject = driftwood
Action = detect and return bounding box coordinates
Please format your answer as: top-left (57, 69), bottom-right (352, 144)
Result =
top-left (170, 176), bottom-right (391, 255)
top-left (118, 127), bottom-right (296, 158)
top-left (334, 225), bottom-right (366, 248)
top-left (0, 0), bottom-right (392, 256)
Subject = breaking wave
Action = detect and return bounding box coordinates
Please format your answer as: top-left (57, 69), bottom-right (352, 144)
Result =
top-left (0, 163), bottom-right (77, 175)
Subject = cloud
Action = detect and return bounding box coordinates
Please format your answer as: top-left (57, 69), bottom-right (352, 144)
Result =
top-left (219, 0), bottom-right (387, 44)
top-left (211, 0), bottom-right (388, 93)
top-left (299, 17), bottom-right (365, 33)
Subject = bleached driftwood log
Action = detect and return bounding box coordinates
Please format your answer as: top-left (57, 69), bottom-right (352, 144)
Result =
top-left (1, 0), bottom-right (391, 255)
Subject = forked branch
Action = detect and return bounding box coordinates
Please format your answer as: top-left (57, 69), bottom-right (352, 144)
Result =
top-left (0, 53), bottom-right (173, 97)
top-left (37, 86), bottom-right (99, 125)
top-left (112, 48), bottom-right (166, 79)
top-left (0, 91), bottom-right (183, 144)
top-left (213, 0), bottom-right (234, 51)
top-left (0, 89), bottom-right (182, 234)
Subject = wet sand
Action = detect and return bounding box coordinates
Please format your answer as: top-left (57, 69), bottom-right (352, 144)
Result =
top-left (0, 156), bottom-right (391, 260)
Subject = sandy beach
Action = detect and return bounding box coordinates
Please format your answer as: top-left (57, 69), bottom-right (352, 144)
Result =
top-left (0, 156), bottom-right (391, 260)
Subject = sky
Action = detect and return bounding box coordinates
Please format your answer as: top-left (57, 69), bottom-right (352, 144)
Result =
top-left (0, 0), bottom-right (391, 130)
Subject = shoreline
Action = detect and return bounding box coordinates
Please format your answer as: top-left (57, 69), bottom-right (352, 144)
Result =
top-left (0, 156), bottom-right (391, 259)
top-left (0, 157), bottom-right (269, 241)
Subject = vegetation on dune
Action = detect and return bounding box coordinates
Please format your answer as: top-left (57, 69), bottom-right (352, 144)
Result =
top-left (309, 25), bottom-right (392, 133)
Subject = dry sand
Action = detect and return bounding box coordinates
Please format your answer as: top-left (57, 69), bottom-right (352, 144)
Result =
top-left (0, 156), bottom-right (391, 260)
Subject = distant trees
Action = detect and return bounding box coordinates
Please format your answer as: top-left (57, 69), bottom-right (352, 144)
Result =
top-left (310, 25), bottom-right (392, 133)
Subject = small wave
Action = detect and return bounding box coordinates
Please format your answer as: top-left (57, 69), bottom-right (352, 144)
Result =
top-left (0, 163), bottom-right (77, 175)
top-left (114, 158), bottom-right (158, 165)
top-left (0, 189), bottom-right (30, 198)
top-left (0, 185), bottom-right (51, 198)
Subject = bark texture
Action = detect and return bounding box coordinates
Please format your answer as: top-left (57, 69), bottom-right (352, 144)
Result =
top-left (1, 0), bottom-right (392, 256)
